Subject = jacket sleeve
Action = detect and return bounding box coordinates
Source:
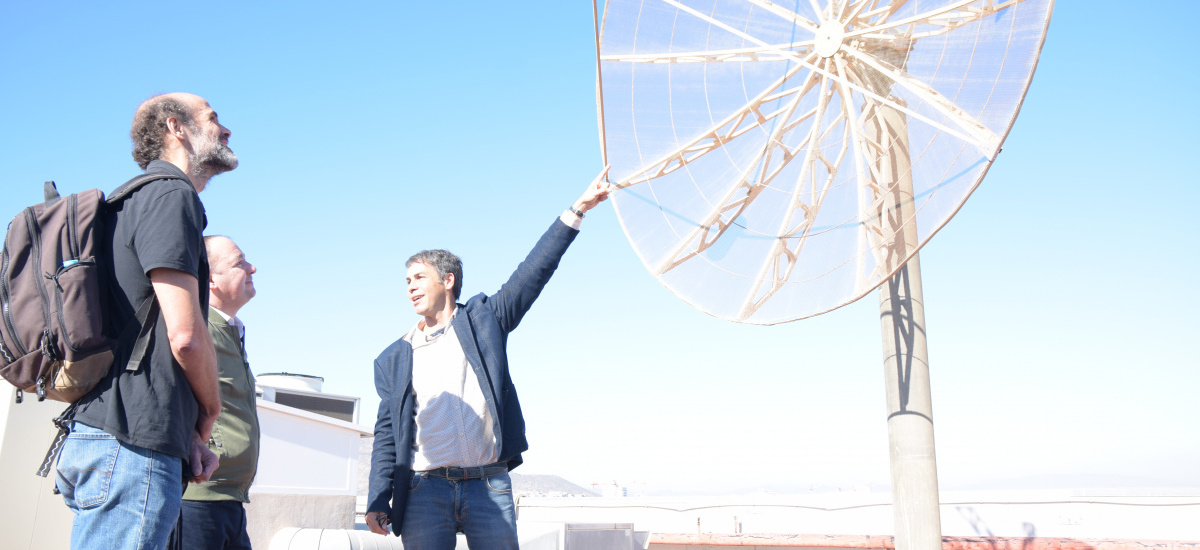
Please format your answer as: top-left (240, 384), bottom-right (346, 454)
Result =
top-left (485, 218), bottom-right (578, 333)
top-left (367, 353), bottom-right (397, 515)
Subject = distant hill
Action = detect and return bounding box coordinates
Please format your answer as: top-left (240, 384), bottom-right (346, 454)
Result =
top-left (511, 473), bottom-right (599, 497)
top-left (357, 438), bottom-right (597, 498)
top-left (954, 473), bottom-right (1188, 491)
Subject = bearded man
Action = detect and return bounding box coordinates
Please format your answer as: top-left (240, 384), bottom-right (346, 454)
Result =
top-left (55, 93), bottom-right (237, 550)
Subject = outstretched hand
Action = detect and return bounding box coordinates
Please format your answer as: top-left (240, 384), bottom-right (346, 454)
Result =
top-left (188, 431), bottom-right (219, 483)
top-left (572, 164), bottom-right (613, 215)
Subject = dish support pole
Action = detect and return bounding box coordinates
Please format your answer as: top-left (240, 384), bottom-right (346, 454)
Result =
top-left (872, 101), bottom-right (944, 550)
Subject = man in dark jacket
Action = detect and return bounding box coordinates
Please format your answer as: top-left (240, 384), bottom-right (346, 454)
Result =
top-left (366, 168), bottom-right (611, 549)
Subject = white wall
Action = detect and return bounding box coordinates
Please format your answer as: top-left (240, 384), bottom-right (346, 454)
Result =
top-left (0, 387), bottom-right (72, 550)
top-left (0, 388), bottom-right (372, 550)
top-left (245, 399), bottom-right (372, 549)
top-left (253, 399), bottom-right (370, 496)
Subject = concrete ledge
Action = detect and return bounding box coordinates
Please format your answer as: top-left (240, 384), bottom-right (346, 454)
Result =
top-left (246, 493), bottom-right (358, 549)
top-left (648, 534), bottom-right (1200, 550)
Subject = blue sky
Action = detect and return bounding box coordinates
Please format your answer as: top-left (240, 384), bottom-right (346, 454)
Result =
top-left (2, 1), bottom-right (1197, 495)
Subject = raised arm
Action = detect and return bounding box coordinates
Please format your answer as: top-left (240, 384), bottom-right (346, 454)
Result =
top-left (563, 165), bottom-right (613, 225)
top-left (489, 166), bottom-right (614, 330)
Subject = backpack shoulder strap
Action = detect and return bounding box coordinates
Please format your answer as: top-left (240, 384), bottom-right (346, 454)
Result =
top-left (103, 172), bottom-right (175, 372)
top-left (44, 181), bottom-right (62, 208)
top-left (106, 173), bottom-right (179, 205)
top-left (121, 295), bottom-right (160, 373)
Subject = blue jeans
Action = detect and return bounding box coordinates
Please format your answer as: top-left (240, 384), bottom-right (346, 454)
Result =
top-left (55, 423), bottom-right (183, 550)
top-left (400, 471), bottom-right (518, 550)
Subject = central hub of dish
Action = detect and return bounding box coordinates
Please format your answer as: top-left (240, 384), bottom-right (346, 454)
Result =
top-left (815, 21), bottom-right (845, 58)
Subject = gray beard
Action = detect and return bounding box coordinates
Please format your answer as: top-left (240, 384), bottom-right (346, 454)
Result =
top-left (188, 137), bottom-right (239, 181)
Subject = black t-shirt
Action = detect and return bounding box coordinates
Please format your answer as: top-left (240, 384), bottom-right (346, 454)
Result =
top-left (73, 160), bottom-right (209, 459)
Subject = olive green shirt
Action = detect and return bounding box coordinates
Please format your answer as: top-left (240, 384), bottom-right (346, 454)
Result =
top-left (182, 307), bottom-right (261, 502)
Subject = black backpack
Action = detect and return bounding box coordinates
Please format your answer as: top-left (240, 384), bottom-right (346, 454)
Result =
top-left (1, 174), bottom-right (170, 403)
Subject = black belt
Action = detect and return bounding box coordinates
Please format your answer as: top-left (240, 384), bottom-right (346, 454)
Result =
top-left (421, 462), bottom-right (508, 481)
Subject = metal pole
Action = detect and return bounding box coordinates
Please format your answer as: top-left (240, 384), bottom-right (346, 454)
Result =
top-left (872, 103), bottom-right (943, 550)
top-left (880, 255), bottom-right (942, 550)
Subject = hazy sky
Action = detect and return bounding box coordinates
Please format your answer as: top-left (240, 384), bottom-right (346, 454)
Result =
top-left (2, 1), bottom-right (1196, 495)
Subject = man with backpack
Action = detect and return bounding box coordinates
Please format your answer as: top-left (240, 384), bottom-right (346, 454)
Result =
top-left (54, 93), bottom-right (236, 550)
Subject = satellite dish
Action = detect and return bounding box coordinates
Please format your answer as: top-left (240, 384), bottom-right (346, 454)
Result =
top-left (596, 0), bottom-right (1055, 324)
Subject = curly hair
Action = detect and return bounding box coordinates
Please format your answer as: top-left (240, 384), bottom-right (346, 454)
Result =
top-left (406, 249), bottom-right (464, 300)
top-left (130, 95), bottom-right (195, 169)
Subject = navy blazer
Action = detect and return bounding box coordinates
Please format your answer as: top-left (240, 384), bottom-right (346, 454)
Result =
top-left (367, 218), bottom-right (579, 532)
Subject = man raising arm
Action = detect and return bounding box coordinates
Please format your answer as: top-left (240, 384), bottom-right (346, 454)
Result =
top-left (366, 167), bottom-right (612, 549)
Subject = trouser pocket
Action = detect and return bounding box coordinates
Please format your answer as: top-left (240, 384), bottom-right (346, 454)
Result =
top-left (55, 426), bottom-right (119, 509)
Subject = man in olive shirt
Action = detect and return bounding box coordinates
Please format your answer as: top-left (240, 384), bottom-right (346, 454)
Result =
top-left (173, 235), bottom-right (261, 550)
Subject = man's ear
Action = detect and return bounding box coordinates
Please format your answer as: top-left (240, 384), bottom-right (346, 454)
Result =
top-left (165, 117), bottom-right (186, 142)
top-left (442, 272), bottom-right (456, 295)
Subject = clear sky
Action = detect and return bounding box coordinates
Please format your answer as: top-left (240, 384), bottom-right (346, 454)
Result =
top-left (2, 1), bottom-right (1197, 496)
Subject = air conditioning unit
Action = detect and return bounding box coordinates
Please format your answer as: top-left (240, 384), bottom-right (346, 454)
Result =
top-left (256, 372), bottom-right (359, 424)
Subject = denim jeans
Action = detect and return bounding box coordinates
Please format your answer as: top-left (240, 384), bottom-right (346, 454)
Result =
top-left (400, 471), bottom-right (518, 550)
top-left (55, 423), bottom-right (183, 550)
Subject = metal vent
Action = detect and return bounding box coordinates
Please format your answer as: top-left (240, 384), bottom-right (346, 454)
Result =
top-left (272, 390), bottom-right (356, 423)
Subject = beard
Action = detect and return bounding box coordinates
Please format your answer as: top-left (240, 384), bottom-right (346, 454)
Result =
top-left (188, 132), bottom-right (239, 179)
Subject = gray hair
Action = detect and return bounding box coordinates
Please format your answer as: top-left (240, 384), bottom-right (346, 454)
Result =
top-left (406, 249), bottom-right (463, 300)
top-left (203, 235), bottom-right (229, 267)
top-left (130, 95), bottom-right (196, 169)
